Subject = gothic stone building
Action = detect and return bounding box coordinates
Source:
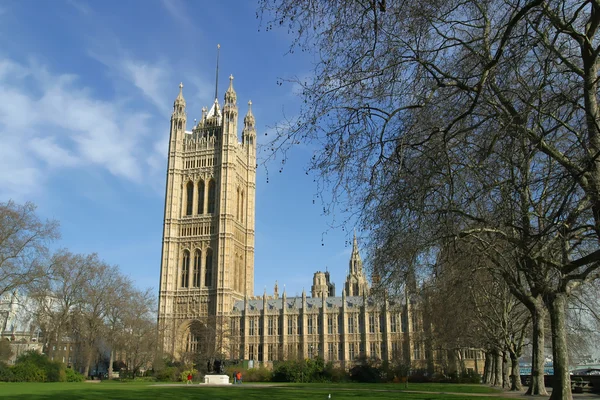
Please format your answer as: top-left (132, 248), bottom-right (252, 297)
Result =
top-left (157, 77), bottom-right (482, 372)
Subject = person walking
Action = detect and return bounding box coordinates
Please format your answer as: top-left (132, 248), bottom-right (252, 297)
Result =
top-left (233, 371), bottom-right (237, 384)
top-left (186, 373), bottom-right (192, 384)
top-left (236, 371), bottom-right (242, 384)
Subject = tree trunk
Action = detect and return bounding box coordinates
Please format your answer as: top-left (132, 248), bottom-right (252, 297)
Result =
top-left (510, 352), bottom-right (522, 391)
top-left (494, 350), bottom-right (503, 387)
top-left (526, 301), bottom-right (548, 395)
top-left (83, 349), bottom-right (92, 377)
top-left (547, 294), bottom-right (572, 400)
top-left (502, 350), bottom-right (510, 389)
top-left (108, 349), bottom-right (114, 379)
top-left (483, 351), bottom-right (492, 384)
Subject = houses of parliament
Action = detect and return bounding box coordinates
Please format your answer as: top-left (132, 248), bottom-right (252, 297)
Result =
top-left (157, 69), bottom-right (481, 372)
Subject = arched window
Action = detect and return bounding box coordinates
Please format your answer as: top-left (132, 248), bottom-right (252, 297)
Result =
top-left (236, 188), bottom-right (240, 221)
top-left (234, 253), bottom-right (239, 291)
top-left (197, 180), bottom-right (205, 214)
top-left (207, 179), bottom-right (216, 214)
top-left (181, 250), bottom-right (190, 288)
top-left (193, 250), bottom-right (201, 287)
top-left (185, 181), bottom-right (193, 216)
top-left (240, 190), bottom-right (244, 223)
top-left (205, 248), bottom-right (213, 287)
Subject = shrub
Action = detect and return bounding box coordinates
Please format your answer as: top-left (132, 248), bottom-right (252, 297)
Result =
top-left (14, 351), bottom-right (66, 382)
top-left (323, 362), bottom-right (349, 383)
top-left (0, 361), bottom-right (14, 382)
top-left (154, 366), bottom-right (180, 381)
top-left (244, 365), bottom-right (272, 382)
top-left (133, 376), bottom-right (158, 382)
top-left (458, 371), bottom-right (481, 384)
top-left (65, 368), bottom-right (85, 382)
top-left (180, 368), bottom-right (198, 383)
top-left (11, 361), bottom-right (47, 382)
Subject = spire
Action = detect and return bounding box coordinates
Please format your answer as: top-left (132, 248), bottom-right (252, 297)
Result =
top-left (227, 74), bottom-right (235, 93)
top-left (214, 44), bottom-right (220, 101)
top-left (244, 100), bottom-right (255, 128)
top-left (224, 74), bottom-right (237, 107)
top-left (173, 82), bottom-right (186, 108)
top-left (350, 230), bottom-right (362, 274)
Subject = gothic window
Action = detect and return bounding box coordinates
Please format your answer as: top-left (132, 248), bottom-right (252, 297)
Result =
top-left (240, 190), bottom-right (244, 223)
top-left (307, 318), bottom-right (314, 334)
top-left (390, 314), bottom-right (397, 333)
top-left (349, 343), bottom-right (355, 360)
top-left (370, 342), bottom-right (378, 358)
top-left (249, 319), bottom-right (255, 336)
top-left (181, 250), bottom-right (190, 288)
top-left (348, 316), bottom-right (355, 334)
top-left (258, 317), bottom-right (263, 336)
top-left (186, 331), bottom-right (200, 353)
top-left (207, 179), bottom-right (216, 213)
top-left (268, 317), bottom-right (274, 335)
top-left (327, 316), bottom-right (333, 334)
top-left (267, 344), bottom-right (275, 361)
top-left (236, 187), bottom-right (240, 221)
top-left (185, 181), bottom-right (193, 216)
top-left (297, 316), bottom-right (303, 335)
top-left (205, 248), bottom-right (213, 287)
top-left (369, 314), bottom-right (376, 333)
top-left (193, 250), bottom-right (201, 287)
top-left (258, 344), bottom-right (263, 362)
top-left (287, 316), bottom-right (294, 335)
top-left (197, 180), bottom-right (205, 214)
top-left (328, 343), bottom-right (335, 360)
top-left (413, 342), bottom-right (421, 360)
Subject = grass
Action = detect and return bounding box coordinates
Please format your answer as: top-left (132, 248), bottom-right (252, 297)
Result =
top-left (0, 381), bottom-right (519, 400)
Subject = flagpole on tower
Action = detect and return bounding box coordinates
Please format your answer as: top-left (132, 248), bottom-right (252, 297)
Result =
top-left (215, 44), bottom-right (220, 101)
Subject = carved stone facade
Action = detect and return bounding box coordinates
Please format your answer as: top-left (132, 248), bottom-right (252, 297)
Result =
top-left (158, 77), bottom-right (256, 358)
top-left (158, 76), bottom-right (483, 373)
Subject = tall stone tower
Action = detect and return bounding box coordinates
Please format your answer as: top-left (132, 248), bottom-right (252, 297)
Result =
top-left (158, 72), bottom-right (256, 359)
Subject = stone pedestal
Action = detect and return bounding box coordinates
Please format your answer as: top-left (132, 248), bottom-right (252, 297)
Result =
top-left (203, 374), bottom-right (231, 385)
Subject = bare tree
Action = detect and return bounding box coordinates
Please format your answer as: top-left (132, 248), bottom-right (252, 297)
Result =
top-left (71, 255), bottom-right (121, 377)
top-left (29, 250), bottom-right (90, 362)
top-left (259, 1), bottom-right (600, 398)
top-left (0, 201), bottom-right (59, 297)
top-left (118, 289), bottom-right (157, 377)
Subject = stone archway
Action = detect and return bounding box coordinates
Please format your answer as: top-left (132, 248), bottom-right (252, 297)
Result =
top-left (178, 319), bottom-right (217, 368)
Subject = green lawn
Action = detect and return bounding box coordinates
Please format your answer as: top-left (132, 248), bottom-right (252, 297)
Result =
top-left (0, 382), bottom-right (519, 400)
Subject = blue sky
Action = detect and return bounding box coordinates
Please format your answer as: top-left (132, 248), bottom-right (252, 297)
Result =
top-left (0, 0), bottom-right (358, 298)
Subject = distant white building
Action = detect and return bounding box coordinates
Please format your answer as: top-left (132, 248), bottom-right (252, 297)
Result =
top-left (0, 291), bottom-right (43, 364)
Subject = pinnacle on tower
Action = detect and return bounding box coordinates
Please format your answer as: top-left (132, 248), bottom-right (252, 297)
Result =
top-left (224, 74), bottom-right (237, 109)
top-left (244, 100), bottom-right (255, 127)
top-left (173, 82), bottom-right (186, 110)
top-left (350, 230), bottom-right (362, 274)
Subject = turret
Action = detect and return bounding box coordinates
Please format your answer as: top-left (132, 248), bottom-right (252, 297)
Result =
top-left (344, 231), bottom-right (370, 296)
top-left (243, 100), bottom-right (256, 148)
top-left (223, 75), bottom-right (238, 143)
top-left (170, 83), bottom-right (186, 137)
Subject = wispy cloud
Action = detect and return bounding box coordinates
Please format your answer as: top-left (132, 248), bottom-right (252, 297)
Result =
top-left (66, 0), bottom-right (92, 15)
top-left (0, 56), bottom-right (162, 199)
top-left (160, 0), bottom-right (196, 34)
top-left (120, 59), bottom-right (172, 115)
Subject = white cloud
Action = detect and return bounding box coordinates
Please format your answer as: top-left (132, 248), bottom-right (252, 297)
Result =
top-left (160, 0), bottom-right (196, 34)
top-left (120, 59), bottom-right (171, 115)
top-left (0, 56), bottom-right (166, 199)
top-left (29, 137), bottom-right (80, 168)
top-left (66, 0), bottom-right (92, 15)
